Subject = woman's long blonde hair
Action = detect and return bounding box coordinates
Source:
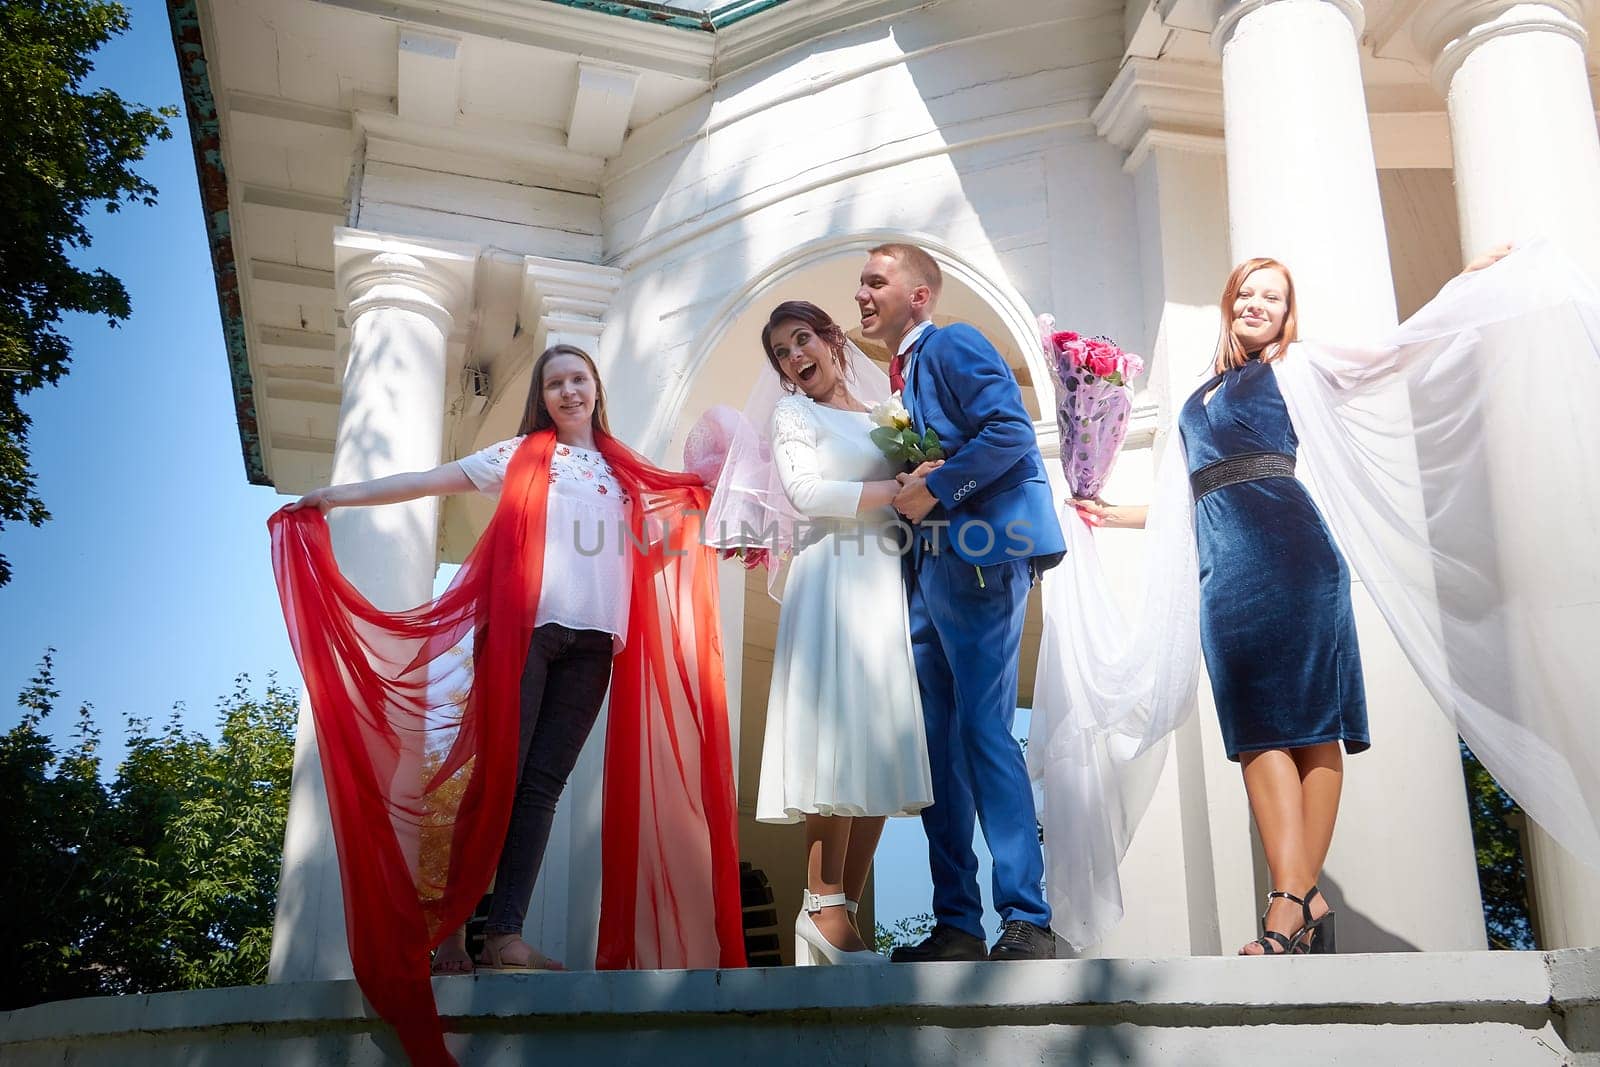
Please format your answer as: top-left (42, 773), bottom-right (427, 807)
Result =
top-left (1212, 257), bottom-right (1299, 374)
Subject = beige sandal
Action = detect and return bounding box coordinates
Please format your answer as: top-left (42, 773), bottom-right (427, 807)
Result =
top-left (475, 935), bottom-right (565, 972)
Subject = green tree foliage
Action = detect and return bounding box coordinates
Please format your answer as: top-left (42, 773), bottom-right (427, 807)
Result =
top-left (874, 912), bottom-right (934, 956)
top-left (0, 653), bottom-right (296, 1009)
top-left (0, 0), bottom-right (174, 585)
top-left (1460, 741), bottom-right (1536, 950)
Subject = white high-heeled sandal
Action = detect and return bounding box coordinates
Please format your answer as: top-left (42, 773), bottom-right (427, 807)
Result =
top-left (794, 890), bottom-right (881, 966)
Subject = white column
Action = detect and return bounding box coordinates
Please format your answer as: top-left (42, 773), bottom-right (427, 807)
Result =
top-left (512, 255), bottom-right (623, 968)
top-left (1415, 0), bottom-right (1600, 273)
top-left (1217, 0), bottom-right (1398, 337)
top-left (1090, 59), bottom-right (1257, 957)
top-left (268, 230), bottom-right (476, 982)
top-left (1215, 0), bottom-right (1486, 951)
top-left (1414, 0), bottom-right (1600, 949)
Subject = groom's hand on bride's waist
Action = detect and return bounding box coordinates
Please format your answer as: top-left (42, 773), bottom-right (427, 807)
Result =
top-left (894, 471), bottom-right (938, 523)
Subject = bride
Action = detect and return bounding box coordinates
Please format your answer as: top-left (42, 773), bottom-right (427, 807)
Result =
top-left (712, 299), bottom-right (934, 965)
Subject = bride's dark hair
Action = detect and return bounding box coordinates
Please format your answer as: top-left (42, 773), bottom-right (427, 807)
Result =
top-left (760, 301), bottom-right (852, 393)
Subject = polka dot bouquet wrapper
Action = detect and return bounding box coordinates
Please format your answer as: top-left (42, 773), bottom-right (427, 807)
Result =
top-left (1040, 315), bottom-right (1144, 501)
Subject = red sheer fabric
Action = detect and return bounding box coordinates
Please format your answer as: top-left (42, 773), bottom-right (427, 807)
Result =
top-left (268, 429), bottom-right (744, 1066)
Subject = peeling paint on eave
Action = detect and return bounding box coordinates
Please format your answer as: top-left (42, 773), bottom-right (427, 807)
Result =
top-left (706, 0), bottom-right (794, 29)
top-left (166, 0), bottom-right (269, 486)
top-left (541, 0), bottom-right (714, 30)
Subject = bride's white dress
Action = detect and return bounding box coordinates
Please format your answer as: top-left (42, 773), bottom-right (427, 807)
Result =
top-left (755, 394), bottom-right (934, 823)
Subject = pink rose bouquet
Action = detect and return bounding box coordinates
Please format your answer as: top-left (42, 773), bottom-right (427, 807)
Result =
top-left (1040, 315), bottom-right (1145, 501)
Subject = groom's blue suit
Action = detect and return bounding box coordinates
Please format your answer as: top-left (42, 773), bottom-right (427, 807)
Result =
top-left (902, 321), bottom-right (1065, 939)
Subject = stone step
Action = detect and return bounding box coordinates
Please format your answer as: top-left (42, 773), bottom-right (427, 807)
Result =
top-left (3, 949), bottom-right (1596, 1064)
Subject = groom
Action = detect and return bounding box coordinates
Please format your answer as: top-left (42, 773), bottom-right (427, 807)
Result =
top-left (858, 243), bottom-right (1066, 961)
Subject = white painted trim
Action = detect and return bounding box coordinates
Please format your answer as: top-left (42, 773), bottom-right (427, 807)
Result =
top-left (354, 111), bottom-right (606, 190)
top-left (1092, 57), bottom-right (1224, 157)
top-left (567, 64), bottom-right (642, 159)
top-left (1412, 0), bottom-right (1594, 92)
top-left (241, 185), bottom-right (347, 218)
top-left (1213, 0), bottom-right (1366, 50)
top-left (649, 230), bottom-right (1052, 457)
top-left (519, 254), bottom-right (624, 354)
top-left (228, 90), bottom-right (352, 130)
top-left (251, 260), bottom-right (337, 293)
top-left (397, 26), bottom-right (463, 128)
top-left (1126, 129), bottom-right (1225, 172)
top-left (306, 0), bottom-right (716, 82)
top-left (332, 228), bottom-right (481, 337)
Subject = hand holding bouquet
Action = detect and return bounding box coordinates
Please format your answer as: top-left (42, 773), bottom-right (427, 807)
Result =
top-left (868, 393), bottom-right (944, 467)
top-left (1041, 316), bottom-right (1144, 502)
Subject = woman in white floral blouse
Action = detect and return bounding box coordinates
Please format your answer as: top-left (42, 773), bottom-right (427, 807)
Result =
top-left (289, 344), bottom-right (633, 975)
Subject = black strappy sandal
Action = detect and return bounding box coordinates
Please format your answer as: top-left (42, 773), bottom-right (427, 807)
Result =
top-left (1291, 885), bottom-right (1337, 955)
top-left (1243, 890), bottom-right (1302, 956)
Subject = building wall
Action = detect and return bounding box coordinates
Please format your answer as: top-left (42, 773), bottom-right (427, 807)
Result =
top-left (594, 0), bottom-right (1148, 459)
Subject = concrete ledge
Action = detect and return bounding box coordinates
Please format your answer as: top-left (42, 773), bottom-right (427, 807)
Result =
top-left (3, 949), bottom-right (1596, 1064)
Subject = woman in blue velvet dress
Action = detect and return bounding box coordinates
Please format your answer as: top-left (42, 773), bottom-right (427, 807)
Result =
top-left (1068, 242), bottom-right (1524, 957)
top-left (1078, 258), bottom-right (1365, 957)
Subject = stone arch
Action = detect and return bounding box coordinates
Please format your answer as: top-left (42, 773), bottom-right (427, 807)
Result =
top-left (650, 230), bottom-right (1057, 462)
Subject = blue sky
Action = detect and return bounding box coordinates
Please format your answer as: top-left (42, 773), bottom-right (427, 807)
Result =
top-left (0, 0), bottom-right (1023, 940)
top-left (0, 0), bottom-right (298, 760)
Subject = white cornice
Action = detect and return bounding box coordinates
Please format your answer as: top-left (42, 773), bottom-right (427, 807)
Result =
top-left (1213, 0), bottom-right (1366, 50)
top-left (517, 254), bottom-right (623, 353)
top-left (307, 0), bottom-right (715, 82)
top-left (1092, 58), bottom-right (1224, 167)
top-left (1412, 0), bottom-right (1594, 91)
top-left (521, 255), bottom-right (623, 323)
top-left (334, 228), bottom-right (481, 335)
top-left (355, 110), bottom-right (606, 190)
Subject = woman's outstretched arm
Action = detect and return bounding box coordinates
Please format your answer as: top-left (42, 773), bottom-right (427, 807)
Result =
top-left (285, 462), bottom-right (476, 513)
top-left (1462, 242), bottom-right (1513, 275)
top-left (1072, 497), bottom-right (1149, 530)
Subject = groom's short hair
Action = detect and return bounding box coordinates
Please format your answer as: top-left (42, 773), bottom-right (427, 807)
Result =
top-left (868, 243), bottom-right (943, 301)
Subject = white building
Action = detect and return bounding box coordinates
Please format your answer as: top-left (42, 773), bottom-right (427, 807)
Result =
top-left (170, 0), bottom-right (1599, 985)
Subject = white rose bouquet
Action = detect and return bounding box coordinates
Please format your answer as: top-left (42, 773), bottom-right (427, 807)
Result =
top-left (868, 392), bottom-right (944, 467)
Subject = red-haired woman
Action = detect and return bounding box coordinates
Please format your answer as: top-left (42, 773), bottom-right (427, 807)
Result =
top-left (1078, 251), bottom-right (1508, 957)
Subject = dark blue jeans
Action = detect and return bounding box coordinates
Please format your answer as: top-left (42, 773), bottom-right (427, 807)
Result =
top-left (483, 623), bottom-right (614, 935)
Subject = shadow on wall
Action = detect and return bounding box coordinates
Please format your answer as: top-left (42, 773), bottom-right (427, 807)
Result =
top-left (1249, 813), bottom-right (1422, 954)
top-left (1317, 873), bottom-right (1421, 953)
top-left (599, 13), bottom-right (1010, 454)
top-left (897, 0), bottom-right (1146, 366)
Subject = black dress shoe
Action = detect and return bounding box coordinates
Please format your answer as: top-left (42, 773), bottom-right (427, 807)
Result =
top-left (889, 924), bottom-right (987, 963)
top-left (987, 920), bottom-right (1058, 961)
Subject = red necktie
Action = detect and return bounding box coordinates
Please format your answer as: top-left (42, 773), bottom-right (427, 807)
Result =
top-left (889, 352), bottom-right (905, 394)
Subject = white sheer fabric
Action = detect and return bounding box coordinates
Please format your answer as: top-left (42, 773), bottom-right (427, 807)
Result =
top-left (458, 438), bottom-right (632, 642)
top-left (1029, 242), bottom-right (1600, 949)
top-left (705, 341), bottom-right (892, 597)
